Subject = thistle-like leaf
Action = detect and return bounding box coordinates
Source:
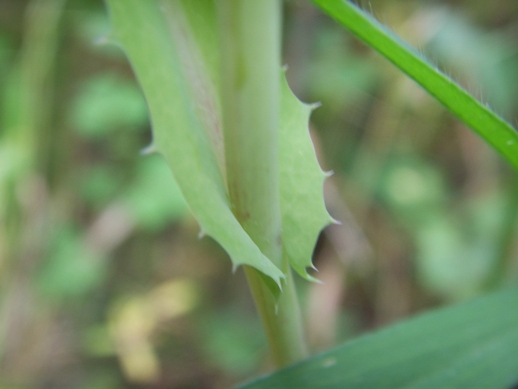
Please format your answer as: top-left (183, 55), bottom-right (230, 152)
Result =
top-left (105, 0), bottom-right (332, 289)
top-left (105, 0), bottom-right (285, 288)
top-left (279, 74), bottom-right (333, 281)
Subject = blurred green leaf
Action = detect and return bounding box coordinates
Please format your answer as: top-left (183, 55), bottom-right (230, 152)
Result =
top-left (379, 156), bottom-right (447, 224)
top-left (416, 216), bottom-right (490, 301)
top-left (82, 324), bottom-right (116, 357)
top-left (80, 367), bottom-right (123, 389)
top-left (201, 311), bottom-right (266, 376)
top-left (374, 155), bottom-right (506, 300)
top-left (80, 164), bottom-right (123, 209)
top-left (122, 154), bottom-right (188, 231)
top-left (37, 226), bottom-right (107, 300)
top-left (307, 28), bottom-right (378, 110)
top-left (415, 193), bottom-right (506, 301)
top-left (237, 287), bottom-right (518, 389)
top-left (71, 73), bottom-right (149, 138)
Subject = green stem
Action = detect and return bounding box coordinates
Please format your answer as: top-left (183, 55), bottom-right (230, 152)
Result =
top-left (244, 266), bottom-right (307, 367)
top-left (2, 0), bottom-right (64, 269)
top-left (218, 0), bottom-right (307, 367)
top-left (0, 0), bottom-right (64, 361)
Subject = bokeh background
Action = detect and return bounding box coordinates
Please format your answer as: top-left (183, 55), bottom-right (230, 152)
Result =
top-left (1, 0), bottom-right (518, 387)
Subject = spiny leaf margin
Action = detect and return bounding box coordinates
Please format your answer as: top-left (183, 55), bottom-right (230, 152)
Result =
top-left (279, 72), bottom-right (333, 281)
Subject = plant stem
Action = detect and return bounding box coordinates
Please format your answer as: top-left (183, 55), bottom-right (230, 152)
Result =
top-left (244, 266), bottom-right (307, 367)
top-left (218, 0), bottom-right (308, 367)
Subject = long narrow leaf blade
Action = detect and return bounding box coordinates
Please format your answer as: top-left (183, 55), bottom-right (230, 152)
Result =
top-left (237, 287), bottom-right (518, 388)
top-left (311, 0), bottom-right (518, 169)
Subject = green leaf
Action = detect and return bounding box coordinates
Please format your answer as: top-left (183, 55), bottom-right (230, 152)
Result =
top-left (122, 154), bottom-right (188, 231)
top-left (200, 310), bottom-right (266, 376)
top-left (236, 287), bottom-right (518, 389)
top-left (37, 226), bottom-right (107, 300)
top-left (310, 0), bottom-right (518, 169)
top-left (106, 0), bottom-right (332, 288)
top-left (105, 0), bottom-right (285, 287)
top-left (71, 73), bottom-right (149, 138)
top-left (279, 74), bottom-right (332, 280)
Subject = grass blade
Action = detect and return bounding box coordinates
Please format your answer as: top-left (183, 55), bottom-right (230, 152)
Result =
top-left (310, 0), bottom-right (518, 169)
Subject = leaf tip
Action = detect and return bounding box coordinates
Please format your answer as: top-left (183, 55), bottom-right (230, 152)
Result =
top-left (330, 216), bottom-right (342, 225)
top-left (305, 272), bottom-right (323, 284)
top-left (292, 263), bottom-right (322, 284)
top-left (92, 34), bottom-right (110, 46)
top-left (310, 101), bottom-right (322, 111)
top-left (140, 143), bottom-right (157, 156)
top-left (324, 170), bottom-right (334, 178)
top-left (93, 33), bottom-right (119, 48)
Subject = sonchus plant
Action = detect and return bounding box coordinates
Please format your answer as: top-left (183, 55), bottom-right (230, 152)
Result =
top-left (105, 0), bottom-right (332, 368)
top-left (105, 0), bottom-right (518, 387)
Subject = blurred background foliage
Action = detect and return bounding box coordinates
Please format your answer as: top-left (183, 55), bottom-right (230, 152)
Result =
top-left (0, 0), bottom-right (517, 387)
